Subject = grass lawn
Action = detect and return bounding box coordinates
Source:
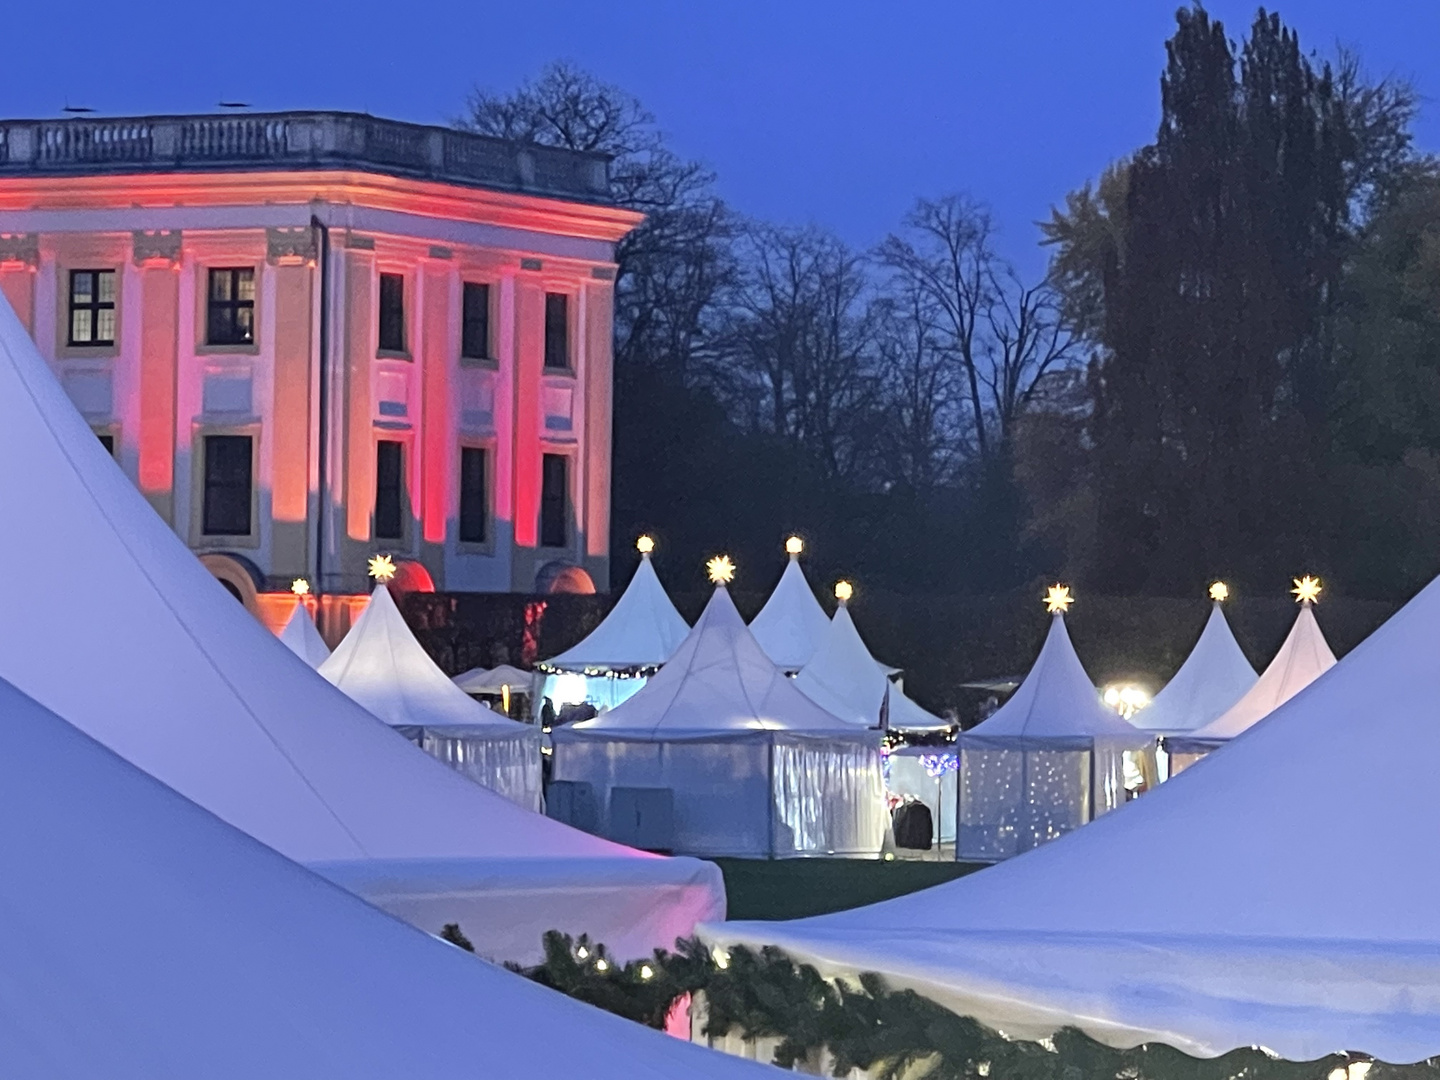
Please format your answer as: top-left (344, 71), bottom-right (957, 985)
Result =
top-left (712, 857), bottom-right (988, 921)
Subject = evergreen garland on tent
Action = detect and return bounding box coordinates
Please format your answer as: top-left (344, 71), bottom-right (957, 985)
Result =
top-left (488, 930), bottom-right (1435, 1080)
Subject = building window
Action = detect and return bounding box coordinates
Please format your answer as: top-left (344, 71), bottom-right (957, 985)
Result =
top-left (68, 269), bottom-right (117, 346)
top-left (375, 440), bottom-right (404, 540)
top-left (459, 446), bottom-right (489, 544)
top-left (540, 453), bottom-right (568, 548)
top-left (96, 433), bottom-right (115, 456)
top-left (461, 282), bottom-right (491, 360)
top-left (202, 435), bottom-right (252, 536)
top-left (206, 267), bottom-right (256, 346)
top-left (378, 273), bottom-right (406, 353)
top-left (544, 292), bottom-right (569, 370)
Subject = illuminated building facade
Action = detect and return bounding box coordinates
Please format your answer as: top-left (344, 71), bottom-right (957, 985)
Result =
top-left (0, 111), bottom-right (639, 628)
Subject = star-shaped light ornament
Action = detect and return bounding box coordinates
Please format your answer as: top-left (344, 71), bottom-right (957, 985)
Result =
top-left (1209, 581), bottom-right (1229, 603)
top-left (1043, 584), bottom-right (1074, 614)
top-left (290, 577), bottom-right (311, 596)
top-left (636, 535), bottom-right (655, 555)
top-left (834, 580), bottom-right (854, 603)
top-left (707, 555), bottom-right (736, 586)
top-left (785, 535), bottom-right (804, 556)
top-left (368, 554), bottom-right (397, 583)
top-left (1292, 575), bottom-right (1322, 605)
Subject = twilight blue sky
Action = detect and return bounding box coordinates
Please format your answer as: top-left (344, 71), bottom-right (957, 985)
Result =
top-left (9, 1), bottom-right (1439, 274)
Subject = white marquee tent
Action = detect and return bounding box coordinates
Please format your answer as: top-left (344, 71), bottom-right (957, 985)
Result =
top-left (795, 593), bottom-right (947, 733)
top-left (957, 599), bottom-right (1155, 861)
top-left (320, 583), bottom-right (543, 811)
top-left (537, 541), bottom-right (691, 710)
top-left (278, 600), bottom-right (332, 668)
top-left (748, 543), bottom-right (832, 672)
top-left (455, 663), bottom-right (534, 696)
top-left (552, 579), bottom-right (888, 858)
top-left (704, 576), bottom-right (1440, 1063)
top-left (0, 292), bottom-right (722, 964)
top-left (1167, 594), bottom-right (1336, 770)
top-left (0, 676), bottom-right (779, 1080)
top-left (1129, 597), bottom-right (1256, 734)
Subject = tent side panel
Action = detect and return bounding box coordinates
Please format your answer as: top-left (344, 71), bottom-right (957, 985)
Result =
top-left (420, 728), bottom-right (544, 812)
top-left (959, 746), bottom-right (1092, 861)
top-left (772, 737), bottom-right (887, 858)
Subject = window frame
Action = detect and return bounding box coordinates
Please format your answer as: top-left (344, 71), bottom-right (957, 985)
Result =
top-left (204, 266), bottom-right (258, 348)
top-left (539, 452), bottom-right (570, 549)
top-left (543, 291), bottom-right (572, 371)
top-left (460, 280), bottom-right (494, 363)
top-left (66, 268), bottom-right (118, 348)
top-left (457, 443), bottom-right (492, 548)
top-left (374, 438), bottom-right (406, 541)
top-left (377, 272), bottom-right (409, 356)
top-left (200, 433), bottom-right (255, 539)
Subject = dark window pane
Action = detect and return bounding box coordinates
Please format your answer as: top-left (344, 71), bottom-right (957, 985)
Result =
top-left (540, 453), bottom-right (568, 547)
top-left (544, 292), bottom-right (569, 369)
top-left (202, 435), bottom-right (252, 536)
top-left (461, 282), bottom-right (491, 360)
top-left (68, 269), bottom-right (116, 346)
top-left (459, 446), bottom-right (488, 543)
top-left (96, 433), bottom-right (115, 456)
top-left (375, 440), bottom-right (404, 540)
top-left (378, 273), bottom-right (406, 353)
top-left (206, 268), bottom-right (255, 346)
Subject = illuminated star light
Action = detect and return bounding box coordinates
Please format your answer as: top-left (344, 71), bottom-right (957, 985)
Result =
top-left (785, 535), bottom-right (804, 556)
top-left (1292, 575), bottom-right (1322, 605)
top-left (707, 554), bottom-right (736, 585)
top-left (834, 580), bottom-right (853, 603)
top-left (636, 534), bottom-right (655, 555)
top-left (1043, 583), bottom-right (1073, 614)
top-left (1209, 581), bottom-right (1229, 602)
top-left (368, 554), bottom-right (397, 583)
top-left (290, 577), bottom-right (311, 596)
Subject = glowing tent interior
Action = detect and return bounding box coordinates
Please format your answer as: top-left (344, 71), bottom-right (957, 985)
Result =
top-left (536, 536), bottom-right (691, 710)
top-left (747, 537), bottom-right (833, 672)
top-left (0, 292), bottom-right (722, 964)
top-left (0, 675), bottom-right (777, 1080)
top-left (704, 575), bottom-right (1440, 1064)
top-left (1167, 577), bottom-right (1336, 770)
top-left (1129, 584), bottom-right (1256, 734)
top-left (551, 557), bottom-right (888, 858)
top-left (956, 586), bottom-right (1156, 861)
top-left (319, 576), bottom-right (542, 811)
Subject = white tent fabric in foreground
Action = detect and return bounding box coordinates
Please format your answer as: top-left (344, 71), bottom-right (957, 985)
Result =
top-left (1129, 599), bottom-right (1256, 733)
top-left (278, 600), bottom-right (332, 668)
top-left (0, 293), bottom-right (722, 964)
top-left (0, 676), bottom-right (777, 1080)
top-left (320, 583), bottom-right (543, 810)
top-left (748, 548), bottom-right (832, 671)
top-left (552, 583), bottom-right (888, 858)
top-left (538, 544), bottom-right (691, 709)
top-left (958, 608), bottom-right (1155, 861)
top-left (705, 577), bottom-right (1440, 1063)
top-left (1168, 599), bottom-right (1336, 769)
top-left (796, 598), bottom-right (947, 733)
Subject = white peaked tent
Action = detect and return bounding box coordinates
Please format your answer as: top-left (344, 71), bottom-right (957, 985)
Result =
top-left (0, 677), bottom-right (779, 1080)
top-left (957, 604), bottom-right (1156, 861)
top-left (278, 600), bottom-right (332, 668)
top-left (1130, 599), bottom-right (1256, 733)
top-left (538, 543), bottom-right (691, 709)
top-left (704, 577), bottom-right (1440, 1064)
top-left (551, 582), bottom-right (888, 858)
top-left (795, 596), bottom-right (947, 733)
top-left (454, 663), bottom-right (534, 696)
top-left (0, 292), bottom-right (722, 964)
top-left (320, 584), bottom-right (543, 811)
top-left (748, 545), bottom-right (833, 671)
top-left (1168, 598), bottom-right (1336, 770)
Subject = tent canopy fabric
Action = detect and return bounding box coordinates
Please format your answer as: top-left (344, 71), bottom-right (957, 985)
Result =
top-left (278, 602), bottom-right (331, 668)
top-left (320, 584), bottom-right (518, 732)
top-left (454, 664), bottom-right (534, 694)
top-left (563, 586), bottom-right (873, 742)
top-left (1129, 602), bottom-right (1256, 733)
top-left (0, 292), bottom-right (723, 963)
top-left (0, 676), bottom-right (777, 1080)
top-left (748, 555), bottom-right (833, 671)
top-left (963, 614), bottom-right (1152, 748)
top-left (542, 553), bottom-right (690, 672)
top-left (705, 577), bottom-right (1440, 1063)
top-left (796, 603), bottom-right (947, 732)
top-left (1182, 602), bottom-right (1336, 743)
